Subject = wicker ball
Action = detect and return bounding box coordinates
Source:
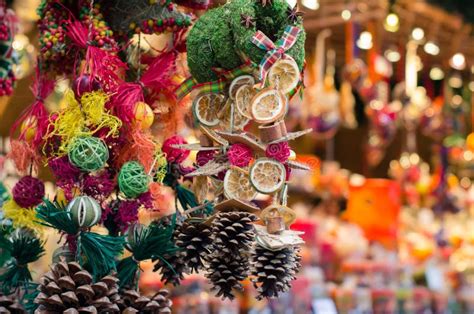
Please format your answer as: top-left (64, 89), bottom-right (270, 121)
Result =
top-left (68, 136), bottom-right (109, 172)
top-left (12, 176), bottom-right (45, 208)
top-left (52, 245), bottom-right (75, 263)
top-left (66, 195), bottom-right (102, 228)
top-left (118, 161), bottom-right (150, 198)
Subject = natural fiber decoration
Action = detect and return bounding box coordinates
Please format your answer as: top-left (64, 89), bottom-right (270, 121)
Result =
top-left (82, 172), bottom-right (115, 201)
top-left (117, 289), bottom-right (172, 313)
top-left (0, 224), bottom-right (13, 267)
top-left (227, 143), bottom-right (253, 167)
top-left (153, 152), bottom-right (168, 184)
top-left (118, 161), bottom-right (150, 198)
top-left (66, 20), bottom-right (125, 93)
top-left (48, 155), bottom-right (81, 180)
top-left (112, 52), bottom-right (177, 124)
top-left (115, 128), bottom-right (157, 173)
top-left (10, 68), bottom-right (54, 148)
top-left (117, 223), bottom-right (178, 289)
top-left (7, 139), bottom-right (40, 174)
top-left (162, 135), bottom-right (190, 163)
top-left (265, 141), bottom-right (291, 163)
top-left (99, 0), bottom-right (192, 36)
top-left (36, 200), bottom-right (125, 278)
top-left (46, 90), bottom-right (121, 156)
top-left (68, 136), bottom-right (109, 172)
top-left (0, 229), bottom-right (45, 293)
top-left (114, 200), bottom-right (140, 232)
top-left (2, 199), bottom-right (43, 232)
top-left (12, 176), bottom-right (45, 208)
top-left (149, 182), bottom-right (167, 210)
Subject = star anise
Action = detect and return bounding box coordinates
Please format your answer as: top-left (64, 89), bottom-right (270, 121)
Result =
top-left (287, 6), bottom-right (304, 23)
top-left (259, 0), bottom-right (272, 7)
top-left (240, 14), bottom-right (256, 28)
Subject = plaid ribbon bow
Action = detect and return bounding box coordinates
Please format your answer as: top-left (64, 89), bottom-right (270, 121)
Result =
top-left (251, 25), bottom-right (301, 83)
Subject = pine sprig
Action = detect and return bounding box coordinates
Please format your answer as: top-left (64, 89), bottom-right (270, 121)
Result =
top-left (117, 222), bottom-right (179, 288)
top-left (0, 229), bottom-right (45, 293)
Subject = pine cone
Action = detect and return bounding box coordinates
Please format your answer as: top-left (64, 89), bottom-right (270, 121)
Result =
top-left (117, 289), bottom-right (172, 313)
top-left (153, 252), bottom-right (188, 286)
top-left (34, 260), bottom-right (121, 313)
top-left (0, 294), bottom-right (26, 314)
top-left (211, 212), bottom-right (257, 254)
top-left (174, 221), bottom-right (212, 273)
top-left (206, 252), bottom-right (249, 300)
top-left (251, 245), bottom-right (301, 300)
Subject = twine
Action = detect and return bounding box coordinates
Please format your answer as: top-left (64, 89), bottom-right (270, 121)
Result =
top-left (118, 161), bottom-right (150, 198)
top-left (68, 136), bottom-right (109, 172)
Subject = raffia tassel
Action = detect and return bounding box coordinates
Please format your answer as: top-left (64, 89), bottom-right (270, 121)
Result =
top-left (10, 68), bottom-right (54, 148)
top-left (46, 90), bottom-right (121, 156)
top-left (7, 139), bottom-right (40, 174)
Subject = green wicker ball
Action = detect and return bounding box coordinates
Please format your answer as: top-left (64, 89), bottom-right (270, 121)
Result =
top-left (52, 245), bottom-right (75, 263)
top-left (118, 161), bottom-right (150, 198)
top-left (68, 136), bottom-right (109, 172)
top-left (67, 195), bottom-right (102, 228)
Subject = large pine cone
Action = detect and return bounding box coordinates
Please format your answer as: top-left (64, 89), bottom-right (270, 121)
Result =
top-left (206, 252), bottom-right (249, 300)
top-left (174, 221), bottom-right (212, 273)
top-left (34, 260), bottom-right (121, 313)
top-left (153, 252), bottom-right (188, 286)
top-left (0, 294), bottom-right (26, 314)
top-left (251, 245), bottom-right (301, 300)
top-left (117, 289), bottom-right (172, 313)
top-left (211, 212), bottom-right (257, 254)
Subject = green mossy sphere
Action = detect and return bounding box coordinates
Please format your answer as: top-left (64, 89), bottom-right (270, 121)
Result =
top-left (186, 0), bottom-right (305, 83)
top-left (187, 7), bottom-right (241, 82)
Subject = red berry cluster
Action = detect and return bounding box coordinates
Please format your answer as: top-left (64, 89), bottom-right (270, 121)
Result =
top-left (0, 23), bottom-right (9, 41)
top-left (0, 74), bottom-right (15, 96)
top-left (128, 4), bottom-right (192, 35)
top-left (37, 0), bottom-right (73, 75)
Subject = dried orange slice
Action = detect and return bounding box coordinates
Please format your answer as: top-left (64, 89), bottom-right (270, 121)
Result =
top-left (218, 99), bottom-right (249, 131)
top-left (249, 158), bottom-right (286, 194)
top-left (229, 75), bottom-right (255, 100)
top-left (267, 58), bottom-right (300, 94)
top-left (192, 175), bottom-right (209, 204)
top-left (235, 84), bottom-right (257, 119)
top-left (250, 88), bottom-right (286, 124)
top-left (193, 93), bottom-right (225, 127)
top-left (223, 166), bottom-right (257, 201)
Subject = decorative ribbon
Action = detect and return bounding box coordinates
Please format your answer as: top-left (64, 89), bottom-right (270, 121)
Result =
top-left (174, 59), bottom-right (255, 100)
top-left (251, 25), bottom-right (301, 83)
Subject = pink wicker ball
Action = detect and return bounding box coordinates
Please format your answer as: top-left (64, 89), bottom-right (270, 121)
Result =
top-left (12, 176), bottom-right (45, 208)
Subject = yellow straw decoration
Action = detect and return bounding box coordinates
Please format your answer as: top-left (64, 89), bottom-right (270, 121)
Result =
top-left (45, 90), bottom-right (121, 156)
top-left (3, 199), bottom-right (43, 233)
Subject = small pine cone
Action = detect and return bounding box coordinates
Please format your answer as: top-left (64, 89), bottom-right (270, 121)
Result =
top-left (117, 289), bottom-right (172, 313)
top-left (251, 245), bottom-right (301, 300)
top-left (0, 294), bottom-right (26, 314)
top-left (206, 252), bottom-right (250, 300)
top-left (34, 260), bottom-right (121, 313)
top-left (174, 221), bottom-right (212, 273)
top-left (211, 212), bottom-right (257, 254)
top-left (153, 252), bottom-right (189, 286)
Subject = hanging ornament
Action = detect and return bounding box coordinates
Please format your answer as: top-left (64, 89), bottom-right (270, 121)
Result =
top-left (68, 136), bottom-right (109, 172)
top-left (12, 176), bottom-right (45, 208)
top-left (118, 161), bottom-right (150, 198)
top-left (117, 289), bottom-right (173, 313)
top-left (174, 219), bottom-right (212, 273)
top-left (66, 196), bottom-right (102, 228)
top-left (0, 1), bottom-right (17, 96)
top-left (37, 200), bottom-right (124, 278)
